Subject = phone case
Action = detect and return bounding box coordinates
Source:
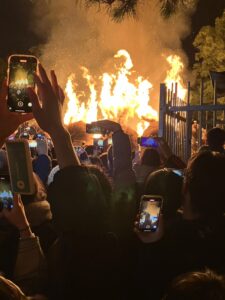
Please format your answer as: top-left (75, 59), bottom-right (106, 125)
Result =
top-left (5, 139), bottom-right (35, 195)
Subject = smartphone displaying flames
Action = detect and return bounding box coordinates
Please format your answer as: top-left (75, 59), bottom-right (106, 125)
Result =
top-left (139, 195), bottom-right (163, 232)
top-left (7, 54), bottom-right (38, 113)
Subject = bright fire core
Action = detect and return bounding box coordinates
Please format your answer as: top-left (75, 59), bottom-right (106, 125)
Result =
top-left (64, 50), bottom-right (186, 136)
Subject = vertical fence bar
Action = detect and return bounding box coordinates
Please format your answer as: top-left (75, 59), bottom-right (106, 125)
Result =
top-left (185, 81), bottom-right (192, 161)
top-left (213, 80), bottom-right (217, 127)
top-left (158, 84), bottom-right (167, 138)
top-left (198, 79), bottom-right (204, 148)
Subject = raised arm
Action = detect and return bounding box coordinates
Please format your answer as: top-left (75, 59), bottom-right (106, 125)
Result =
top-left (28, 64), bottom-right (80, 169)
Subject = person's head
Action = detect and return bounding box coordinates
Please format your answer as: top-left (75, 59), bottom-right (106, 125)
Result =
top-left (88, 156), bottom-right (103, 170)
top-left (207, 127), bottom-right (225, 152)
top-left (141, 148), bottom-right (160, 167)
top-left (49, 165), bottom-right (108, 236)
top-left (163, 269), bottom-right (225, 300)
top-left (87, 165), bottom-right (112, 207)
top-left (144, 168), bottom-right (183, 221)
top-left (0, 275), bottom-right (27, 300)
top-left (85, 145), bottom-right (94, 156)
top-left (184, 151), bottom-right (225, 217)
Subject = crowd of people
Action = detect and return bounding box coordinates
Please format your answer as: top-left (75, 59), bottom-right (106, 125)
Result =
top-left (0, 64), bottom-right (225, 299)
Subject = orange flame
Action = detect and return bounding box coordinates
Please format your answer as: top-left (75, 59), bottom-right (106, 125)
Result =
top-left (64, 49), bottom-right (158, 136)
top-left (165, 55), bottom-right (187, 100)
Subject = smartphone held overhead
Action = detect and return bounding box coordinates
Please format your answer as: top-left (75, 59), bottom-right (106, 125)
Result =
top-left (7, 54), bottom-right (38, 113)
top-left (86, 123), bottom-right (106, 135)
top-left (138, 137), bottom-right (159, 148)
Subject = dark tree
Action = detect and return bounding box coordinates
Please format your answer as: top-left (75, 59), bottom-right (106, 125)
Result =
top-left (85, 0), bottom-right (193, 21)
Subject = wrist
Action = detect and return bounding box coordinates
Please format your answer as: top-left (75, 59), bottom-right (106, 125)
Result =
top-left (50, 126), bottom-right (69, 141)
top-left (19, 224), bottom-right (34, 239)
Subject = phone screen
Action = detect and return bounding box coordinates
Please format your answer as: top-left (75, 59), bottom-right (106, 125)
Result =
top-left (139, 196), bottom-right (162, 232)
top-left (7, 55), bottom-right (38, 113)
top-left (28, 140), bottom-right (37, 148)
top-left (140, 137), bottom-right (158, 148)
top-left (0, 177), bottom-right (13, 210)
top-left (86, 124), bottom-right (105, 134)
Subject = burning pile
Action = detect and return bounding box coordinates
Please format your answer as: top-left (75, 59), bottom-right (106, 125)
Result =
top-left (63, 50), bottom-right (187, 136)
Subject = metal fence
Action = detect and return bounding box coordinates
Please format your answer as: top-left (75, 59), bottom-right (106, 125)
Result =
top-left (158, 81), bottom-right (225, 162)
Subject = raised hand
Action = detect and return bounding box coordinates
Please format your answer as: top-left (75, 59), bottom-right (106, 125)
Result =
top-left (1, 194), bottom-right (35, 238)
top-left (28, 64), bottom-right (80, 168)
top-left (28, 64), bottom-right (64, 135)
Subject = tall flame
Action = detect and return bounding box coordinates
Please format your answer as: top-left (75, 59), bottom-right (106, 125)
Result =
top-left (64, 50), bottom-right (158, 136)
top-left (165, 55), bottom-right (187, 100)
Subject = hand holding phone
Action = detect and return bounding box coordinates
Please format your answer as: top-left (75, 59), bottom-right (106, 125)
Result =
top-left (134, 214), bottom-right (164, 244)
top-left (138, 137), bottom-right (159, 148)
top-left (1, 194), bottom-right (32, 238)
top-left (138, 195), bottom-right (163, 232)
top-left (86, 120), bottom-right (122, 135)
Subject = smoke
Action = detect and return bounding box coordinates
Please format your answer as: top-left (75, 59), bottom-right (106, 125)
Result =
top-left (32, 0), bottom-right (195, 109)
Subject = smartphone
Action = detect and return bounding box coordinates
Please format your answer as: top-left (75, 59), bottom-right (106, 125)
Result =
top-left (36, 133), bottom-right (45, 140)
top-left (0, 176), bottom-right (13, 210)
top-left (139, 195), bottom-right (163, 232)
top-left (28, 140), bottom-right (37, 148)
top-left (5, 140), bottom-right (35, 195)
top-left (138, 137), bottom-right (159, 148)
top-left (86, 124), bottom-right (106, 135)
top-left (7, 54), bottom-right (38, 113)
top-left (171, 169), bottom-right (184, 177)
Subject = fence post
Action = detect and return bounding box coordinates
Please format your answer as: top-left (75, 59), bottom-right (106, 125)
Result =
top-left (158, 83), bottom-right (167, 138)
top-left (185, 82), bottom-right (192, 161)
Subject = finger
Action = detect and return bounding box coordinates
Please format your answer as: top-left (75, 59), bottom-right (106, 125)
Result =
top-left (50, 70), bottom-right (59, 98)
top-left (13, 194), bottom-right (21, 208)
top-left (27, 88), bottom-right (42, 116)
top-left (58, 85), bottom-right (65, 106)
top-left (38, 64), bottom-right (51, 87)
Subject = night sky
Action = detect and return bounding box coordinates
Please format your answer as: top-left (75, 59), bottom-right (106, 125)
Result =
top-left (0, 0), bottom-right (225, 66)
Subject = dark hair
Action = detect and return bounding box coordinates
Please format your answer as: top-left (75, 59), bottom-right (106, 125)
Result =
top-left (88, 165), bottom-right (112, 207)
top-left (144, 168), bottom-right (183, 220)
top-left (186, 151), bottom-right (225, 216)
top-left (88, 156), bottom-right (103, 169)
top-left (207, 127), bottom-right (225, 152)
top-left (141, 148), bottom-right (160, 167)
top-left (163, 269), bottom-right (225, 300)
top-left (85, 145), bottom-right (94, 156)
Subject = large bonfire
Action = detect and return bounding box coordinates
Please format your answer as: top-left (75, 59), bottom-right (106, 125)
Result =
top-left (63, 50), bottom-right (187, 139)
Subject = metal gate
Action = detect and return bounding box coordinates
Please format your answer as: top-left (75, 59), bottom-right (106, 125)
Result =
top-left (158, 81), bottom-right (225, 162)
